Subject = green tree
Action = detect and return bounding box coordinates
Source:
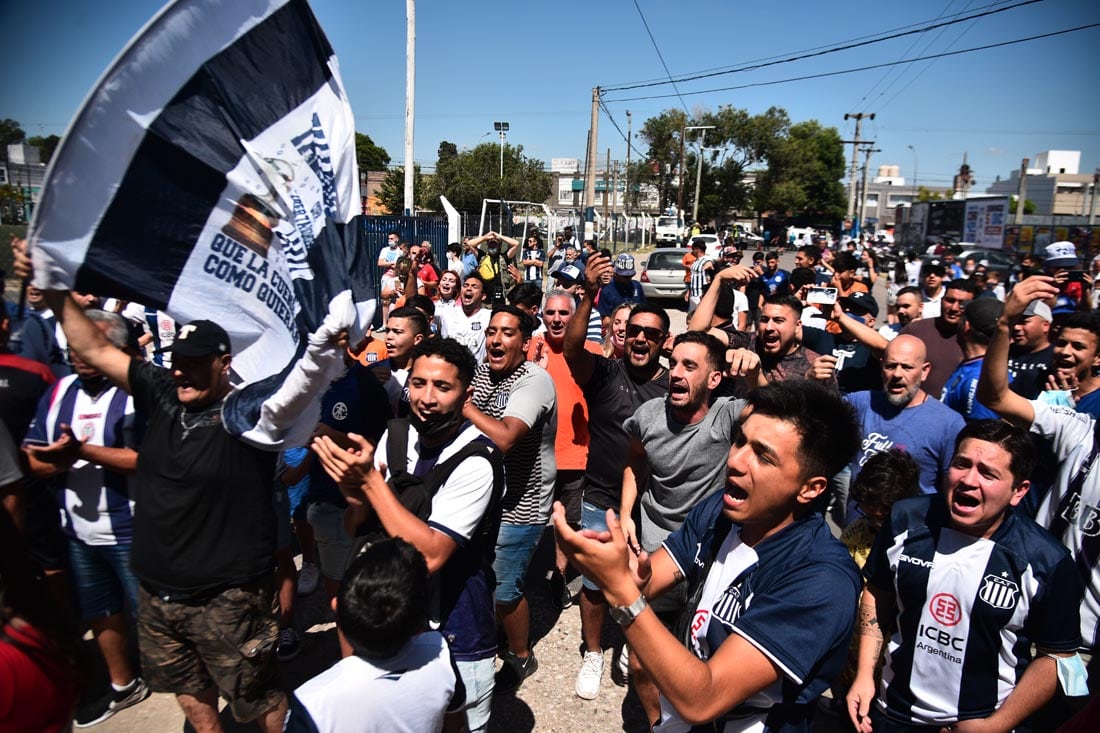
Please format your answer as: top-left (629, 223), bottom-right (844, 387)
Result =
top-left (377, 165), bottom-right (434, 214)
top-left (0, 119), bottom-right (25, 162)
top-left (1008, 197), bottom-right (1037, 215)
top-left (27, 134), bottom-right (61, 164)
top-left (753, 120), bottom-right (846, 220)
top-left (355, 132), bottom-right (390, 171)
top-left (0, 184), bottom-right (25, 222)
top-left (433, 142), bottom-right (551, 213)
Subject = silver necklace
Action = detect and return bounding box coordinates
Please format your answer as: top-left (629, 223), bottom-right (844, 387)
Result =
top-left (178, 405), bottom-right (221, 440)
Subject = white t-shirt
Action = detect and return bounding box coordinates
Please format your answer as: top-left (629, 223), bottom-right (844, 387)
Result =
top-left (438, 307), bottom-right (492, 363)
top-left (290, 632), bottom-right (459, 733)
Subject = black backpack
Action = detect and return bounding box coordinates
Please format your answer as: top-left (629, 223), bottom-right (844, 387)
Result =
top-left (352, 418), bottom-right (504, 547)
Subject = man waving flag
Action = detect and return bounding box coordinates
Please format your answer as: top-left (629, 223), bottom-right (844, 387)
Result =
top-left (27, 0), bottom-right (374, 444)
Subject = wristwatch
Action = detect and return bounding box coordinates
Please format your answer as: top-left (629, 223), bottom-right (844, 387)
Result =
top-left (610, 594), bottom-right (647, 627)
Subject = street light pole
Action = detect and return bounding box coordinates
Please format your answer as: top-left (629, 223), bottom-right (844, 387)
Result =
top-left (494, 121), bottom-right (509, 179)
top-left (907, 144), bottom-right (918, 202)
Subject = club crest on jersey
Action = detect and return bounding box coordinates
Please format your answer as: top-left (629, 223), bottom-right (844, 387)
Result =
top-left (495, 392), bottom-right (509, 409)
top-left (331, 402), bottom-right (348, 421)
top-left (978, 573), bottom-right (1019, 610)
top-left (1061, 492), bottom-right (1100, 537)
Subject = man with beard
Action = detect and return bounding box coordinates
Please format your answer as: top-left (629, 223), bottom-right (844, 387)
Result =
top-left (439, 274), bottom-right (493, 362)
top-left (619, 331), bottom-right (754, 722)
top-left (462, 306), bottom-right (556, 691)
top-left (845, 335), bottom-right (964, 495)
top-left (527, 290), bottom-right (602, 608)
top-left (900, 279), bottom-right (978, 398)
top-left (554, 381), bottom-right (863, 732)
top-left (313, 338), bottom-right (503, 732)
top-left (752, 294), bottom-right (837, 390)
top-left (564, 254), bottom-right (670, 701)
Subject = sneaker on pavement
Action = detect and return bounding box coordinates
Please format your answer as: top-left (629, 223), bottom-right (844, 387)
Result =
top-left (297, 562), bottom-right (320, 596)
top-left (575, 649), bottom-right (604, 700)
top-left (276, 627), bottom-right (301, 662)
top-left (495, 650), bottom-right (538, 693)
top-left (74, 677), bottom-right (151, 727)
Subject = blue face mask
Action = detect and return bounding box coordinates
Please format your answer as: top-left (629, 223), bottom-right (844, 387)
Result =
top-left (1049, 653), bottom-right (1089, 697)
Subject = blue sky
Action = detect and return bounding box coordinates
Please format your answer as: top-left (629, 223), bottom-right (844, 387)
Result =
top-left (2, 0), bottom-right (1098, 195)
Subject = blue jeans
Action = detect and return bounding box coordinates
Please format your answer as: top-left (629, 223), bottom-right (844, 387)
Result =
top-left (580, 501), bottom-right (618, 591)
top-left (455, 658), bottom-right (494, 732)
top-left (67, 539), bottom-right (139, 622)
top-left (492, 523), bottom-right (544, 604)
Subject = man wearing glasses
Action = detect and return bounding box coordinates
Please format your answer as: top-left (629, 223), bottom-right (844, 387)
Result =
top-left (564, 253), bottom-right (670, 701)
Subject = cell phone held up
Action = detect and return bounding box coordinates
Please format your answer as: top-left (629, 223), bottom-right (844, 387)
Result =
top-left (806, 286), bottom-right (838, 306)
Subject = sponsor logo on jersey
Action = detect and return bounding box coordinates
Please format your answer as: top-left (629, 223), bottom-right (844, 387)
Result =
top-left (979, 573), bottom-right (1019, 610)
top-left (899, 552), bottom-right (935, 569)
top-left (916, 623), bottom-right (966, 661)
top-left (331, 401), bottom-right (348, 421)
top-left (929, 593), bottom-right (962, 626)
top-left (1061, 492), bottom-right (1100, 537)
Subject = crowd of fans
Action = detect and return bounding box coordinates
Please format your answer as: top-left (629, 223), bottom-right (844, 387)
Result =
top-left (2, 229), bottom-right (1098, 733)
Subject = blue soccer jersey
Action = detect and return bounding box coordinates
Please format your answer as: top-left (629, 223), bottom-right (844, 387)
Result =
top-left (661, 492), bottom-right (862, 731)
top-left (865, 495), bottom-right (1081, 727)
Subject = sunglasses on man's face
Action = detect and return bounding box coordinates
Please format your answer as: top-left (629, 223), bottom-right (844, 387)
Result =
top-left (625, 324), bottom-right (665, 342)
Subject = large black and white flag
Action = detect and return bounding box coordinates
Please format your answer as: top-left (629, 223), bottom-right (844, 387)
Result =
top-left (29, 0), bottom-right (375, 445)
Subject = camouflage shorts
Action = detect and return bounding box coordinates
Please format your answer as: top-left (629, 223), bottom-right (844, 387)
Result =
top-left (137, 582), bottom-right (284, 722)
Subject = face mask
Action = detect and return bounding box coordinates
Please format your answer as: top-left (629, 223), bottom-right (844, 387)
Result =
top-left (409, 408), bottom-right (463, 441)
top-left (489, 246), bottom-right (501, 256)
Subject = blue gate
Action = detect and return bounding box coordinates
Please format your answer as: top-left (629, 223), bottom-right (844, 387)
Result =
top-left (360, 215), bottom-right (450, 328)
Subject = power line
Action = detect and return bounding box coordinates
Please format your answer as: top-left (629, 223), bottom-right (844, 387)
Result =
top-left (603, 22), bottom-right (1100, 102)
top-left (603, 0), bottom-right (1045, 93)
top-left (602, 0), bottom-right (1021, 89)
top-left (630, 0), bottom-right (690, 114)
top-left (597, 98), bottom-right (631, 147)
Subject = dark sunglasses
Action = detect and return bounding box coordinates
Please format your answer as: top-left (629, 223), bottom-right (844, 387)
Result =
top-left (625, 324), bottom-right (665, 342)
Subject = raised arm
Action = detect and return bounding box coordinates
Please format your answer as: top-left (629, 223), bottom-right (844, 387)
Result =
top-left (687, 265), bottom-right (755, 333)
top-left (13, 239), bottom-right (133, 392)
top-left (976, 276), bottom-right (1059, 428)
top-left (564, 255), bottom-right (611, 387)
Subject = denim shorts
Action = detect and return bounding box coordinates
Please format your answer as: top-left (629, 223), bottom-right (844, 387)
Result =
top-left (307, 501), bottom-right (354, 581)
top-left (67, 539), bottom-right (140, 622)
top-left (580, 501), bottom-right (617, 591)
top-left (492, 523), bottom-right (545, 604)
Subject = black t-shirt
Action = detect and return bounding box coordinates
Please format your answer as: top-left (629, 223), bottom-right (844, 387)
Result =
top-left (1007, 344), bottom-right (1053, 399)
top-left (0, 353), bottom-right (55, 443)
top-left (581, 357), bottom-right (668, 509)
top-left (128, 360), bottom-right (277, 595)
top-left (801, 327), bottom-right (883, 394)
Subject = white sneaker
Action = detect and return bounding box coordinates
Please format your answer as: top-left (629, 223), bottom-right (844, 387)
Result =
top-left (575, 649), bottom-right (605, 700)
top-left (297, 562), bottom-right (320, 596)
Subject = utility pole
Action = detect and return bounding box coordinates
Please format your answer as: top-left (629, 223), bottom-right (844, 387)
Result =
top-left (1014, 158), bottom-right (1029, 225)
top-left (1090, 171), bottom-right (1098, 226)
top-left (685, 125), bottom-right (715, 224)
top-left (858, 145), bottom-right (881, 237)
top-left (843, 113), bottom-right (874, 224)
top-left (583, 87), bottom-right (600, 211)
top-left (677, 120), bottom-right (686, 215)
top-left (625, 110), bottom-right (632, 245)
top-left (403, 0), bottom-right (415, 215)
top-left (603, 148), bottom-right (611, 228)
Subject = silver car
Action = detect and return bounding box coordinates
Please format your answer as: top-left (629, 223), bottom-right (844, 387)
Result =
top-left (640, 247), bottom-right (689, 301)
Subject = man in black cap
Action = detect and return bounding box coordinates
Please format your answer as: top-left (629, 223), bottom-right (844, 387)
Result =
top-left (17, 245), bottom-right (292, 731)
top-left (918, 258), bottom-right (947, 318)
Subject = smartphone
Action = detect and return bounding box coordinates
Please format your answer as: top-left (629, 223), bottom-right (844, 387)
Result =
top-left (806, 286), bottom-right (838, 306)
top-left (1068, 270), bottom-right (1086, 283)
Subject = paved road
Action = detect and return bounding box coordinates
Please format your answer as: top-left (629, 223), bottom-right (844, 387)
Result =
top-left (92, 249), bottom-right (875, 732)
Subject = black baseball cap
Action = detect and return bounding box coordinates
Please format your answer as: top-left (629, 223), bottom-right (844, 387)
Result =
top-left (166, 320), bottom-right (232, 357)
top-left (839, 291), bottom-right (879, 318)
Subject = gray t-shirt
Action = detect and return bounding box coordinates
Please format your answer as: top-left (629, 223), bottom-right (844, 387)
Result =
top-left (470, 362), bottom-right (557, 525)
top-left (625, 396), bottom-right (745, 551)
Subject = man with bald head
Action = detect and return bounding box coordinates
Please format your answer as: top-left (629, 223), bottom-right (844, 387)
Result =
top-left (844, 335), bottom-right (965, 495)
